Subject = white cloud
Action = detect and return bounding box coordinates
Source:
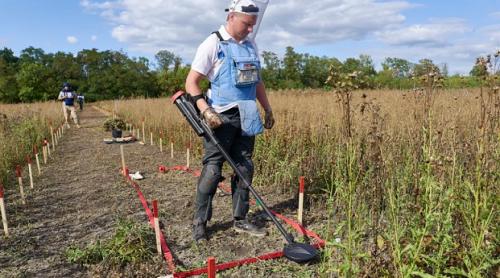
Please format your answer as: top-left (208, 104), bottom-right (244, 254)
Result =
top-left (479, 24), bottom-right (500, 44)
top-left (490, 11), bottom-right (500, 19)
top-left (91, 35), bottom-right (98, 41)
top-left (376, 18), bottom-right (470, 47)
top-left (80, 0), bottom-right (413, 60)
top-left (67, 36), bottom-right (78, 44)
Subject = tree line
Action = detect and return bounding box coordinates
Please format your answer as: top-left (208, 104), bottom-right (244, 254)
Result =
top-left (0, 46), bottom-right (489, 103)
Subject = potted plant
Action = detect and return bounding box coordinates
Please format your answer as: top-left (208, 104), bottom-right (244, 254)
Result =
top-left (103, 118), bottom-right (126, 138)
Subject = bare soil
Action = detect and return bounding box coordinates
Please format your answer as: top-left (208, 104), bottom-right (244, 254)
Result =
top-left (0, 107), bottom-right (325, 277)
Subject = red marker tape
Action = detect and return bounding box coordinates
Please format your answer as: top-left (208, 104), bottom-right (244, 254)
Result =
top-left (299, 176), bottom-right (305, 193)
top-left (15, 165), bottom-right (22, 177)
top-left (153, 200), bottom-right (158, 218)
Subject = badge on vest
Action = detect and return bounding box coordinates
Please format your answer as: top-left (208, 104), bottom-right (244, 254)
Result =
top-left (234, 58), bottom-right (260, 87)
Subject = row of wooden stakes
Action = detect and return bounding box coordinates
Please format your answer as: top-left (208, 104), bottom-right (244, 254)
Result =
top-left (0, 123), bottom-right (67, 237)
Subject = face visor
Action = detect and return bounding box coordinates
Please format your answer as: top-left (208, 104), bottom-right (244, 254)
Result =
top-left (225, 0), bottom-right (269, 40)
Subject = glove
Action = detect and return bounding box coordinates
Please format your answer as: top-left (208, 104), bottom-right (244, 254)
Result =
top-left (202, 107), bottom-right (223, 129)
top-left (264, 109), bottom-right (275, 129)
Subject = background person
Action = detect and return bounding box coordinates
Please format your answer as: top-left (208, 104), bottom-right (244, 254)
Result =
top-left (77, 93), bottom-right (84, 111)
top-left (58, 82), bottom-right (80, 128)
top-left (185, 0), bottom-right (275, 242)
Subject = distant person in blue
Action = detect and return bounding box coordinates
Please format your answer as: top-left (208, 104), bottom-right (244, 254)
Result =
top-left (57, 82), bottom-right (80, 128)
top-left (77, 93), bottom-right (84, 111)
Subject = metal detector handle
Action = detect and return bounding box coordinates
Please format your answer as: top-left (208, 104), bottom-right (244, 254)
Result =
top-left (171, 91), bottom-right (205, 137)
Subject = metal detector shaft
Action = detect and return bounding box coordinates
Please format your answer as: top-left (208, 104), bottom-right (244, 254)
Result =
top-left (171, 91), bottom-right (295, 244)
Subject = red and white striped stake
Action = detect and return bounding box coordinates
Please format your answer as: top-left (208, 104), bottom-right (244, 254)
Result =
top-left (153, 200), bottom-right (161, 255)
top-left (298, 176), bottom-right (305, 225)
top-left (207, 257), bottom-right (216, 278)
top-left (16, 165), bottom-right (26, 205)
top-left (26, 155), bottom-right (34, 189)
top-left (0, 184), bottom-right (8, 237)
top-left (120, 145), bottom-right (127, 176)
top-left (34, 145), bottom-right (41, 175)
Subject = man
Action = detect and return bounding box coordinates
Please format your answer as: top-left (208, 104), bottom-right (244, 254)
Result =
top-left (77, 93), bottom-right (84, 111)
top-left (57, 82), bottom-right (80, 128)
top-left (185, 0), bottom-right (274, 242)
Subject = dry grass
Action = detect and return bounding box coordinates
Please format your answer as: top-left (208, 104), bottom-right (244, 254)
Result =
top-left (98, 87), bottom-right (498, 276)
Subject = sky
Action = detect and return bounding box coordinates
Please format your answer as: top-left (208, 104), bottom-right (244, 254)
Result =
top-left (1, 0), bottom-right (499, 75)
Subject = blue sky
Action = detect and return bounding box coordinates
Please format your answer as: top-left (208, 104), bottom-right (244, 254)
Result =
top-left (1, 0), bottom-right (499, 75)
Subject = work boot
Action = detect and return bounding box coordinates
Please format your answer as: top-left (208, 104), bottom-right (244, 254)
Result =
top-left (234, 219), bottom-right (266, 237)
top-left (193, 219), bottom-right (207, 242)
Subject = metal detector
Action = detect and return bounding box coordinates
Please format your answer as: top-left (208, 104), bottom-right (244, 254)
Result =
top-left (171, 91), bottom-right (318, 263)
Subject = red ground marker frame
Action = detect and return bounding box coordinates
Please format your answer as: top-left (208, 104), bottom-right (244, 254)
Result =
top-left (126, 165), bottom-right (325, 277)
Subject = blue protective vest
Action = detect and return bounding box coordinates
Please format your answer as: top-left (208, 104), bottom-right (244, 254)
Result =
top-left (209, 37), bottom-right (263, 136)
top-left (63, 91), bottom-right (75, 106)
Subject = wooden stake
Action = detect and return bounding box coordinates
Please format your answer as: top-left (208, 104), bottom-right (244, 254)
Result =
top-left (142, 118), bottom-right (145, 141)
top-left (0, 184), bottom-right (8, 237)
top-left (42, 145), bottom-right (47, 164)
top-left (16, 165), bottom-right (26, 205)
top-left (47, 141), bottom-right (51, 157)
top-left (298, 176), bottom-right (305, 225)
top-left (186, 147), bottom-right (190, 169)
top-left (207, 257), bottom-right (216, 278)
top-left (33, 145), bottom-right (41, 175)
top-left (159, 138), bottom-right (163, 152)
top-left (150, 132), bottom-right (153, 146)
top-left (26, 156), bottom-right (34, 189)
top-left (170, 141), bottom-right (174, 158)
top-left (153, 200), bottom-right (161, 255)
top-left (120, 145), bottom-right (127, 176)
top-left (50, 126), bottom-right (55, 151)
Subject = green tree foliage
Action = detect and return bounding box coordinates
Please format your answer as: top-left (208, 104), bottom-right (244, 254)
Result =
top-left (0, 48), bottom-right (19, 102)
top-left (382, 57), bottom-right (412, 78)
top-left (0, 45), bottom-right (488, 103)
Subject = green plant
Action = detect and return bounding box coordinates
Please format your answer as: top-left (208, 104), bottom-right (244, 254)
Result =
top-left (65, 219), bottom-right (156, 266)
top-left (103, 118), bottom-right (126, 131)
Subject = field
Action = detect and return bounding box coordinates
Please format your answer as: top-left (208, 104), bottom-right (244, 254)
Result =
top-left (0, 88), bottom-right (498, 277)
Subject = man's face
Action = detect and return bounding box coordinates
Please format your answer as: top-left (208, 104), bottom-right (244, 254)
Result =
top-left (229, 13), bottom-right (257, 41)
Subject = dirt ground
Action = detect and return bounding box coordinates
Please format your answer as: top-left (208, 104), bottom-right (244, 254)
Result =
top-left (0, 107), bottom-right (326, 277)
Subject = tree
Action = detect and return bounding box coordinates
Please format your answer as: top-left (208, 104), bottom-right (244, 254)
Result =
top-left (19, 46), bottom-right (46, 65)
top-left (282, 46), bottom-right (303, 87)
top-left (381, 57), bottom-right (412, 78)
top-left (155, 50), bottom-right (176, 72)
top-left (261, 51), bottom-right (281, 89)
top-left (413, 59), bottom-right (440, 76)
top-left (17, 63), bottom-right (51, 102)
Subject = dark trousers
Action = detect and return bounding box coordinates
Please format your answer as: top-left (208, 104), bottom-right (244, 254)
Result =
top-left (194, 108), bottom-right (255, 224)
top-left (78, 100), bottom-right (83, 110)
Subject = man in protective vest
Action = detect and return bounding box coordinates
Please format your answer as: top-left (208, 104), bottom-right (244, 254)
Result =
top-left (57, 82), bottom-right (80, 128)
top-left (185, 0), bottom-right (274, 242)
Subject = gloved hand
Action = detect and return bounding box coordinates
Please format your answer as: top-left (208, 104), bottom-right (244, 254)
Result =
top-left (202, 107), bottom-right (223, 129)
top-left (264, 109), bottom-right (275, 129)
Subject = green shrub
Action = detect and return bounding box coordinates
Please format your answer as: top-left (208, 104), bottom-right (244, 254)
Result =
top-left (65, 219), bottom-right (156, 266)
